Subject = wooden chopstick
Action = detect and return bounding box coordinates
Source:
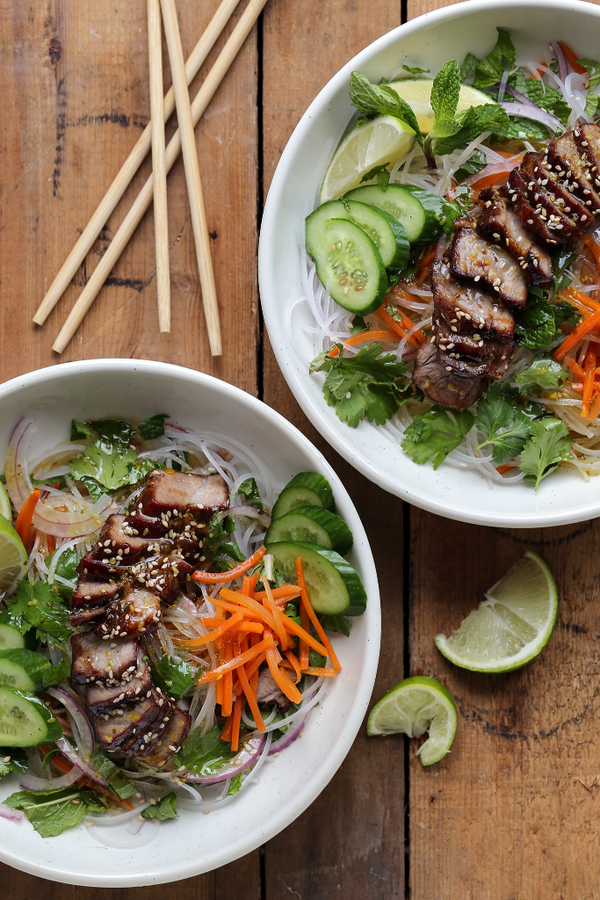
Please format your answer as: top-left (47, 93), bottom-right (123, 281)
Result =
top-left (33, 0), bottom-right (242, 327)
top-left (148, 0), bottom-right (171, 332)
top-left (52, 0), bottom-right (269, 355)
top-left (160, 0), bottom-right (221, 356)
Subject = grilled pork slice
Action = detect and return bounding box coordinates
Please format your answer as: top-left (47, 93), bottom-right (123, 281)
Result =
top-left (136, 471), bottom-right (229, 524)
top-left (433, 310), bottom-right (513, 368)
top-left (94, 688), bottom-right (164, 751)
top-left (507, 167), bottom-right (561, 244)
top-left (518, 153), bottom-right (581, 240)
top-left (412, 340), bottom-right (487, 411)
top-left (71, 579), bottom-right (121, 610)
top-left (120, 692), bottom-right (175, 756)
top-left (450, 224), bottom-right (528, 310)
top-left (432, 261), bottom-right (515, 340)
top-left (573, 124), bottom-right (600, 197)
top-left (70, 632), bottom-right (139, 684)
top-left (86, 656), bottom-right (153, 714)
top-left (547, 128), bottom-right (600, 212)
top-left (95, 586), bottom-right (162, 638)
top-left (140, 707), bottom-right (192, 768)
top-left (477, 188), bottom-right (553, 284)
top-left (129, 554), bottom-right (194, 604)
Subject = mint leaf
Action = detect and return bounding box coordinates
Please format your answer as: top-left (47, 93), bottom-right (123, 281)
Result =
top-left (578, 58), bottom-right (600, 91)
top-left (402, 65), bottom-right (430, 75)
top-left (514, 292), bottom-right (557, 348)
top-left (515, 360), bottom-right (569, 395)
top-left (89, 751), bottom-right (138, 800)
top-left (454, 149), bottom-right (487, 183)
top-left (430, 60), bottom-right (461, 122)
top-left (470, 28), bottom-right (517, 90)
top-left (227, 773), bottom-right (244, 795)
top-left (433, 104), bottom-right (510, 156)
top-left (317, 613), bottom-right (351, 637)
top-left (238, 477), bottom-right (263, 510)
top-left (5, 580), bottom-right (73, 642)
top-left (4, 787), bottom-right (104, 837)
top-left (400, 186), bottom-right (463, 237)
top-left (402, 407), bottom-right (475, 469)
top-left (138, 414), bottom-right (168, 441)
top-left (310, 343), bottom-right (411, 429)
top-left (358, 163), bottom-right (391, 186)
top-left (519, 418), bottom-right (573, 488)
top-left (523, 79), bottom-right (571, 127)
top-left (173, 725), bottom-right (237, 776)
top-left (349, 73), bottom-right (423, 147)
top-left (141, 792), bottom-right (178, 821)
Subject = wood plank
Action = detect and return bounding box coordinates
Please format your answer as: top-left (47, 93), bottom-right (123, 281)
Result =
top-left (261, 3), bottom-right (406, 893)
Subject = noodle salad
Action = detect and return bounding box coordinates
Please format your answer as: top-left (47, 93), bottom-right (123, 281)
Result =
top-left (302, 30), bottom-right (600, 488)
top-left (0, 415), bottom-right (365, 839)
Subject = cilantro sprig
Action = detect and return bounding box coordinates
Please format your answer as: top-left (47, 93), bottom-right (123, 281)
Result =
top-left (401, 407), bottom-right (475, 469)
top-left (70, 418), bottom-right (157, 500)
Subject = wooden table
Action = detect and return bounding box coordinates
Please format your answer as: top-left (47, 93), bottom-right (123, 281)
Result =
top-left (2, 0), bottom-right (600, 896)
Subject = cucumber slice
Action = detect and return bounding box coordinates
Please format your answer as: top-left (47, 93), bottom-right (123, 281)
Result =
top-left (0, 686), bottom-right (63, 747)
top-left (266, 507), bottom-right (353, 555)
top-left (0, 649), bottom-right (55, 692)
top-left (271, 472), bottom-right (334, 520)
top-left (307, 200), bottom-right (409, 269)
top-left (344, 185), bottom-right (434, 244)
top-left (0, 612), bottom-right (35, 651)
top-left (400, 185), bottom-right (459, 240)
top-left (267, 541), bottom-right (367, 616)
top-left (305, 216), bottom-right (389, 315)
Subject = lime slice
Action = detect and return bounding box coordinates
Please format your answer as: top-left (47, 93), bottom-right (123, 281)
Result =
top-left (319, 114), bottom-right (416, 203)
top-left (0, 514), bottom-right (27, 592)
top-left (387, 79), bottom-right (496, 134)
top-left (367, 675), bottom-right (457, 766)
top-left (435, 551), bottom-right (558, 673)
top-left (0, 483), bottom-right (12, 520)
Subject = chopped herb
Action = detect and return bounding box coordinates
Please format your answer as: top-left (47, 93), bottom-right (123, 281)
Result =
top-left (173, 725), bottom-right (237, 776)
top-left (151, 656), bottom-right (198, 699)
top-left (4, 787), bottom-right (106, 838)
top-left (238, 477), bottom-right (264, 510)
top-left (349, 72), bottom-right (424, 148)
top-left (519, 418), bottom-right (573, 489)
top-left (138, 413), bottom-right (168, 441)
top-left (514, 360), bottom-right (569, 396)
top-left (0, 747), bottom-right (28, 778)
top-left (402, 407), bottom-right (475, 469)
top-left (5, 580), bottom-right (73, 643)
top-left (89, 751), bottom-right (138, 800)
top-left (141, 792), bottom-right (178, 821)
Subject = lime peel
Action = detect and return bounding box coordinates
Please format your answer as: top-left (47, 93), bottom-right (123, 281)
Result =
top-left (435, 551), bottom-right (558, 673)
top-left (0, 513), bottom-right (27, 592)
top-left (367, 675), bottom-right (457, 766)
top-left (387, 79), bottom-right (496, 134)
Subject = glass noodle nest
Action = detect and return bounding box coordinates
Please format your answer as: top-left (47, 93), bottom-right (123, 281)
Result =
top-left (296, 43), bottom-right (600, 485)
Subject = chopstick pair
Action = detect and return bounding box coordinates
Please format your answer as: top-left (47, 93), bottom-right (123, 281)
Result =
top-left (34, 0), bottom-right (269, 356)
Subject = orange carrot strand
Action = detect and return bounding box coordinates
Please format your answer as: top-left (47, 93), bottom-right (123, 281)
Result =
top-left (15, 489), bottom-right (41, 551)
top-left (198, 636), bottom-right (274, 685)
top-left (192, 546), bottom-right (267, 583)
top-left (230, 695), bottom-right (243, 752)
top-left (295, 558), bottom-right (342, 673)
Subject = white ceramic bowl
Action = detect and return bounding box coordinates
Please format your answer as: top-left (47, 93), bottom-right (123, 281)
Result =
top-left (0, 359), bottom-right (380, 887)
top-left (259, 0), bottom-right (600, 529)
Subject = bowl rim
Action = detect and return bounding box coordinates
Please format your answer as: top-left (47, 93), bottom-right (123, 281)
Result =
top-left (258, 0), bottom-right (600, 530)
top-left (0, 358), bottom-right (381, 886)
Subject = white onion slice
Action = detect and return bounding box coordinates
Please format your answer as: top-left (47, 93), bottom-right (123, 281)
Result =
top-left (5, 417), bottom-right (35, 511)
top-left (32, 492), bottom-right (112, 538)
top-left (20, 767), bottom-right (81, 792)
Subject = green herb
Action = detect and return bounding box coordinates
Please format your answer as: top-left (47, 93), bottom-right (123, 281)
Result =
top-left (238, 477), bottom-right (264, 511)
top-left (0, 747), bottom-right (28, 778)
top-left (551, 245), bottom-right (576, 294)
top-left (309, 647), bottom-right (326, 668)
top-left (453, 149), bottom-right (487, 183)
top-left (401, 407), bottom-right (475, 469)
top-left (349, 316), bottom-right (370, 334)
top-left (317, 613), bottom-right (351, 637)
top-left (519, 418), bottom-right (573, 489)
top-left (402, 186), bottom-right (464, 236)
top-left (141, 792), bottom-right (178, 821)
top-left (514, 291), bottom-right (559, 349)
top-left (4, 787), bottom-right (106, 838)
top-left (474, 385), bottom-right (534, 465)
top-left (578, 58), bottom-right (600, 91)
top-left (514, 360), bottom-right (569, 396)
top-left (70, 420), bottom-right (93, 441)
top-left (522, 79), bottom-right (571, 127)
top-left (401, 64), bottom-right (430, 75)
top-left (70, 418), bottom-right (156, 500)
top-left (138, 413), bottom-right (168, 441)
top-left (310, 343), bottom-right (411, 428)
top-left (89, 751), bottom-right (138, 800)
top-left (463, 28), bottom-right (517, 89)
top-left (173, 725), bottom-right (238, 776)
top-left (5, 580), bottom-right (73, 642)
top-left (227, 773), bottom-right (244, 795)
top-left (358, 163), bottom-right (391, 189)
top-left (349, 72), bottom-right (424, 148)
top-left (151, 656), bottom-right (198, 699)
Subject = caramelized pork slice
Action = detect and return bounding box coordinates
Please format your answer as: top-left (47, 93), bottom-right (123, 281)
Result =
top-left (477, 189), bottom-right (553, 284)
top-left (94, 688), bottom-right (164, 752)
top-left (412, 341), bottom-right (487, 411)
top-left (70, 632), bottom-right (138, 684)
top-left (573, 124), bottom-right (600, 197)
top-left (518, 153), bottom-right (581, 240)
top-left (437, 345), bottom-right (510, 381)
top-left (130, 554), bottom-right (194, 604)
top-left (120, 692), bottom-right (175, 756)
top-left (507, 168), bottom-right (561, 244)
top-left (136, 471), bottom-right (229, 523)
top-left (450, 225), bottom-right (528, 310)
top-left (548, 128), bottom-right (600, 212)
top-left (86, 656), bottom-right (153, 714)
top-left (432, 261), bottom-right (515, 340)
top-left (140, 707), bottom-right (192, 768)
top-left (71, 579), bottom-right (121, 610)
top-left (95, 586), bottom-right (162, 638)
top-left (433, 310), bottom-right (514, 366)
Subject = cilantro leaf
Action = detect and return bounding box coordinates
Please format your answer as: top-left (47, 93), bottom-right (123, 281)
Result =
top-left (202, 513), bottom-right (237, 564)
top-left (151, 655), bottom-right (198, 699)
top-left (70, 419), bottom-right (156, 500)
top-left (474, 383), bottom-right (515, 439)
top-left (0, 747), bottom-right (28, 778)
top-left (173, 725), bottom-right (237, 776)
top-left (89, 751), bottom-right (138, 800)
top-left (70, 420), bottom-right (92, 441)
top-left (310, 343), bottom-right (411, 429)
top-left (484, 417), bottom-right (533, 466)
top-left (4, 787), bottom-right (105, 837)
top-left (349, 73), bottom-right (424, 147)
top-left (519, 418), bottom-right (573, 489)
top-left (238, 477), bottom-right (263, 510)
top-left (138, 414), bottom-right (168, 441)
top-left (401, 407), bottom-right (475, 469)
top-left (469, 28), bottom-right (517, 90)
top-left (141, 792), bottom-right (178, 821)
top-left (5, 580), bottom-right (73, 642)
top-left (349, 315), bottom-right (370, 334)
top-left (515, 360), bottom-right (569, 396)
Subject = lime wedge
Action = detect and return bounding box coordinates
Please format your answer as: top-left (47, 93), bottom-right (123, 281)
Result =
top-left (367, 675), bottom-right (457, 766)
top-left (435, 551), bottom-right (558, 673)
top-left (387, 79), bottom-right (496, 134)
top-left (0, 514), bottom-right (27, 592)
top-left (319, 114), bottom-right (416, 203)
top-left (0, 483), bottom-right (11, 520)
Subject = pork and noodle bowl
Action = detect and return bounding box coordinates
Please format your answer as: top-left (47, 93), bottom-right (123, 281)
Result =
top-left (303, 30), bottom-right (600, 489)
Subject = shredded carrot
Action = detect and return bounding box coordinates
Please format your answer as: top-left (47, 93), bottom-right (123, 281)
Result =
top-left (192, 545), bottom-right (267, 583)
top-left (298, 599), bottom-right (310, 671)
top-left (236, 655), bottom-right (265, 733)
top-left (560, 285), bottom-right (600, 314)
top-left (554, 310), bottom-right (600, 361)
top-left (280, 615), bottom-right (328, 657)
top-left (230, 694), bottom-right (243, 752)
top-left (196, 616), bottom-right (263, 634)
top-left (582, 343), bottom-right (597, 418)
top-left (46, 534), bottom-right (56, 554)
top-left (44, 749), bottom-right (135, 809)
top-left (564, 357), bottom-right (585, 378)
top-left (588, 389), bottom-right (600, 421)
top-left (496, 464), bottom-right (517, 476)
top-left (302, 666), bottom-right (337, 677)
top-left (469, 169), bottom-right (513, 192)
top-left (283, 649), bottom-right (302, 684)
top-left (220, 712), bottom-right (234, 742)
top-left (198, 635), bottom-right (274, 684)
top-left (15, 488), bottom-right (41, 551)
top-left (252, 585), bottom-right (302, 602)
top-left (295, 558), bottom-right (342, 673)
top-left (175, 610), bottom-right (245, 647)
top-left (580, 233), bottom-right (600, 273)
top-left (265, 643), bottom-right (303, 703)
top-left (327, 329), bottom-right (398, 358)
top-left (559, 41), bottom-right (587, 75)
top-left (260, 576), bottom-right (289, 650)
top-left (377, 301), bottom-right (424, 347)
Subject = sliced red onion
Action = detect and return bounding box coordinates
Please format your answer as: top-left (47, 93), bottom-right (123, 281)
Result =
top-left (20, 767), bottom-right (81, 792)
top-left (503, 84), bottom-right (538, 107)
top-left (32, 492), bottom-right (112, 538)
top-left (56, 737), bottom-right (108, 788)
top-left (268, 716), bottom-right (307, 755)
top-left (498, 100), bottom-right (563, 134)
top-left (0, 802), bottom-right (23, 822)
top-left (184, 733), bottom-right (265, 785)
top-left (47, 687), bottom-right (94, 757)
top-left (5, 418), bottom-right (35, 511)
top-left (551, 41), bottom-right (569, 82)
